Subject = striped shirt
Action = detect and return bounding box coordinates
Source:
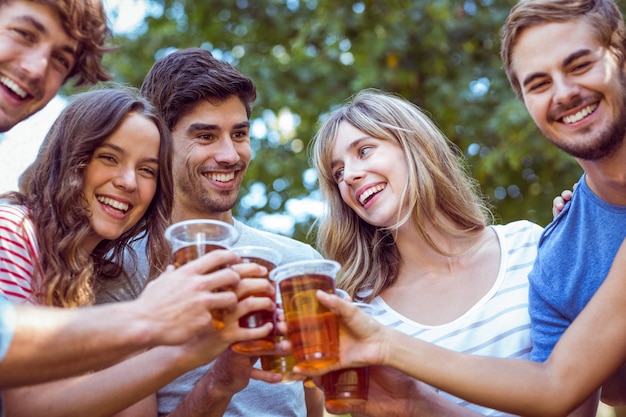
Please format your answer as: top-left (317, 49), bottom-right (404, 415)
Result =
top-left (369, 220), bottom-right (542, 416)
top-left (0, 204), bottom-right (40, 304)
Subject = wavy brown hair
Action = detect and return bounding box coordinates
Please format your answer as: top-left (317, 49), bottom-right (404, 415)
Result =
top-left (501, 0), bottom-right (626, 100)
top-left (0, 0), bottom-right (115, 85)
top-left (311, 89), bottom-right (493, 301)
top-left (4, 86), bottom-right (173, 307)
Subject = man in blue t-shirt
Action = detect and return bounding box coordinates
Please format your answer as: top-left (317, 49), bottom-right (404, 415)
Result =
top-left (500, 0), bottom-right (626, 415)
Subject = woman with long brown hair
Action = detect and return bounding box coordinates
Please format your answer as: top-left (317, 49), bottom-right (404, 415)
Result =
top-left (0, 86), bottom-right (173, 307)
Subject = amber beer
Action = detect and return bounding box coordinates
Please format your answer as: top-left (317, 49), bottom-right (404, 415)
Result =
top-left (172, 243), bottom-right (230, 326)
top-left (259, 334), bottom-right (306, 383)
top-left (270, 259), bottom-right (341, 372)
top-left (172, 243), bottom-right (225, 268)
top-left (321, 302), bottom-right (379, 409)
top-left (230, 246), bottom-right (282, 353)
top-left (322, 366), bottom-right (369, 407)
top-left (164, 219), bottom-right (240, 329)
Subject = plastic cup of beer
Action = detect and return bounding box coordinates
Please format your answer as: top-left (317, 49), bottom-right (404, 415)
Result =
top-left (269, 259), bottom-right (341, 372)
top-left (164, 219), bottom-right (239, 329)
top-left (259, 290), bottom-right (307, 383)
top-left (230, 246), bottom-right (282, 354)
top-left (321, 302), bottom-right (380, 409)
top-left (260, 333), bottom-right (307, 384)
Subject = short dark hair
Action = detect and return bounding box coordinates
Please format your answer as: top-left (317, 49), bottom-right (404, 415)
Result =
top-left (141, 47), bottom-right (257, 130)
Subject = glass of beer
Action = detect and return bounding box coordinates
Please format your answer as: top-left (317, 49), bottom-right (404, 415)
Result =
top-left (321, 302), bottom-right (380, 409)
top-left (230, 246), bottom-right (282, 354)
top-left (260, 333), bottom-right (307, 384)
top-left (164, 219), bottom-right (239, 329)
top-left (269, 259), bottom-right (341, 372)
top-left (259, 291), bottom-right (307, 383)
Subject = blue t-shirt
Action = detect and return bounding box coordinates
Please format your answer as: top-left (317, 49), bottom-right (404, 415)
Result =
top-left (529, 174), bottom-right (626, 362)
top-left (0, 294), bottom-right (16, 362)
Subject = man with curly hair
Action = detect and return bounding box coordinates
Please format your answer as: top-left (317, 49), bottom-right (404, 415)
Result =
top-left (0, 0), bottom-right (113, 133)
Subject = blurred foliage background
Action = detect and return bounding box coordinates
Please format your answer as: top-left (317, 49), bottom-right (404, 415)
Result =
top-left (96, 0), bottom-right (625, 245)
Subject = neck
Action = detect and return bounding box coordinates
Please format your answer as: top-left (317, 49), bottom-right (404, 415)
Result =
top-left (394, 221), bottom-right (489, 275)
top-left (171, 207), bottom-right (234, 224)
top-left (577, 143), bottom-right (626, 206)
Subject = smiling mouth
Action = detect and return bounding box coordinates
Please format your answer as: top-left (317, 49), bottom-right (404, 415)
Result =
top-left (561, 103), bottom-right (598, 124)
top-left (204, 172), bottom-right (235, 182)
top-left (0, 76), bottom-right (28, 100)
top-left (97, 195), bottom-right (129, 213)
top-left (359, 184), bottom-right (385, 206)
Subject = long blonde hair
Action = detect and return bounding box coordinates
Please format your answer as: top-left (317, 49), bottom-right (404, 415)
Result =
top-left (311, 89), bottom-right (492, 300)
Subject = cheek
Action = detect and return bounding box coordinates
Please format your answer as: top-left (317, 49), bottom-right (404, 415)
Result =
top-left (236, 144), bottom-right (252, 162)
top-left (338, 184), bottom-right (355, 206)
top-left (42, 75), bottom-right (65, 102)
top-left (138, 180), bottom-right (158, 208)
top-left (523, 99), bottom-right (546, 125)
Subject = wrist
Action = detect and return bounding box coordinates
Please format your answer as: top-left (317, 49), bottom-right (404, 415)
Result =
top-left (201, 369), bottom-right (238, 403)
top-left (377, 325), bottom-right (396, 367)
top-left (89, 301), bottom-right (159, 350)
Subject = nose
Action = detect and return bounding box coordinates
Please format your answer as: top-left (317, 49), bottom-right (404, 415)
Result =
top-left (20, 47), bottom-right (49, 81)
top-left (552, 75), bottom-right (581, 106)
top-left (343, 162), bottom-right (364, 185)
top-left (112, 168), bottom-right (138, 192)
top-left (214, 136), bottom-right (242, 165)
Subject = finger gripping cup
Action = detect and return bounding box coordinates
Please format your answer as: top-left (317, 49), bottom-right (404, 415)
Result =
top-left (230, 246), bottom-right (282, 353)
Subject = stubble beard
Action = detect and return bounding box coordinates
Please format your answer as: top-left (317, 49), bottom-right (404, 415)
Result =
top-left (543, 73), bottom-right (626, 161)
top-left (176, 168), bottom-right (240, 215)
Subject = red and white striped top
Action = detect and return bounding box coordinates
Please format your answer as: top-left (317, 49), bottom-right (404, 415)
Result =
top-left (0, 204), bottom-right (40, 304)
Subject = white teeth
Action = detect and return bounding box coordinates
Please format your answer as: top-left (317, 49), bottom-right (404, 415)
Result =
top-left (0, 76), bottom-right (27, 99)
top-left (359, 184), bottom-right (385, 205)
top-left (206, 172), bottom-right (235, 182)
top-left (562, 103), bottom-right (598, 124)
top-left (97, 196), bottom-right (129, 212)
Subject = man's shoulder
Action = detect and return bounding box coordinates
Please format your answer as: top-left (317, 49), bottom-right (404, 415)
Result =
top-left (235, 221), bottom-right (322, 263)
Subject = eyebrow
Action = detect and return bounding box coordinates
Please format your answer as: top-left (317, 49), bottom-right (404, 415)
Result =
top-left (330, 136), bottom-right (368, 170)
top-left (186, 121), bottom-right (250, 134)
top-left (15, 15), bottom-right (77, 56)
top-left (521, 49), bottom-right (593, 89)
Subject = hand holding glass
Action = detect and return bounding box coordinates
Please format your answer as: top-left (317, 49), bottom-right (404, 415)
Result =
top-left (230, 246), bottom-right (282, 353)
top-left (164, 219), bottom-right (239, 329)
top-left (321, 302), bottom-right (380, 409)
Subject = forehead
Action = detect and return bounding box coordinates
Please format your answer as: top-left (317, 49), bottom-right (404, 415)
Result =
top-left (173, 96), bottom-right (248, 131)
top-left (332, 121), bottom-right (365, 148)
top-left (105, 113), bottom-right (160, 148)
top-left (1, 0), bottom-right (77, 48)
top-left (511, 18), bottom-right (604, 79)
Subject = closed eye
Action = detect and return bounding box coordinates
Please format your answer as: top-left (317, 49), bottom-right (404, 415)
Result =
top-left (97, 153), bottom-right (118, 164)
top-left (12, 27), bottom-right (35, 42)
top-left (139, 165), bottom-right (158, 178)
